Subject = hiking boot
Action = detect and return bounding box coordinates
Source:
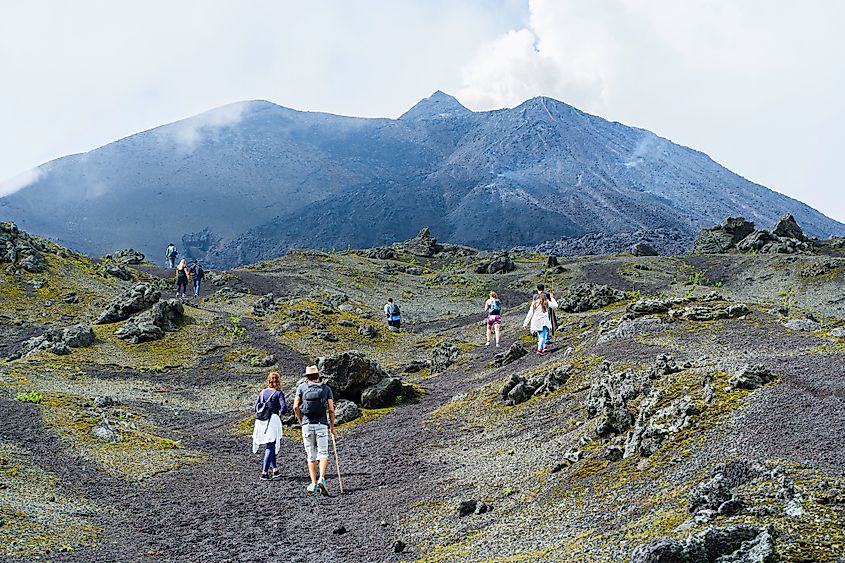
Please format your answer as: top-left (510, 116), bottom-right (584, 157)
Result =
top-left (260, 473), bottom-right (271, 481)
top-left (307, 483), bottom-right (319, 493)
top-left (317, 477), bottom-right (329, 496)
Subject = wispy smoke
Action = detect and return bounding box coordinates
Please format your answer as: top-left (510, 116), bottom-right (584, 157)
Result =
top-left (0, 167), bottom-right (44, 197)
top-left (158, 101), bottom-right (251, 152)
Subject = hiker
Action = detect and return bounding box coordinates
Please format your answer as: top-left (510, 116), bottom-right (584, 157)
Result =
top-left (188, 259), bottom-right (205, 297)
top-left (293, 365), bottom-right (336, 495)
top-left (251, 371), bottom-right (287, 481)
top-left (165, 243), bottom-right (178, 268)
top-left (384, 297), bottom-right (401, 330)
top-left (484, 291), bottom-right (503, 347)
top-left (523, 289), bottom-right (558, 355)
top-left (534, 283), bottom-right (558, 339)
top-left (175, 259), bottom-right (190, 298)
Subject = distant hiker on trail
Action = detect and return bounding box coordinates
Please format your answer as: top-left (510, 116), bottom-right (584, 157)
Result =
top-left (293, 365), bottom-right (336, 495)
top-left (175, 259), bottom-right (190, 298)
top-left (523, 289), bottom-right (558, 355)
top-left (384, 297), bottom-right (401, 330)
top-left (188, 259), bottom-right (205, 297)
top-left (165, 243), bottom-right (178, 268)
top-left (534, 283), bottom-right (558, 339)
top-left (484, 291), bottom-right (503, 347)
top-left (252, 371), bottom-right (287, 481)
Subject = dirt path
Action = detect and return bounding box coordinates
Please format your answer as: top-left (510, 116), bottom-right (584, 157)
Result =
top-left (49, 350), bottom-right (492, 562)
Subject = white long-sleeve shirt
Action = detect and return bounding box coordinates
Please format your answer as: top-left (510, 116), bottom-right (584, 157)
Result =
top-left (523, 298), bottom-right (558, 333)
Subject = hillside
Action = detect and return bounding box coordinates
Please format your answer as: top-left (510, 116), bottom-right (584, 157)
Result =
top-left (1, 222), bottom-right (845, 561)
top-left (2, 92), bottom-right (844, 268)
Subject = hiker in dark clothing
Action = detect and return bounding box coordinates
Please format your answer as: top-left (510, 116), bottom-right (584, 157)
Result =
top-left (165, 243), bottom-right (178, 268)
top-left (175, 259), bottom-right (190, 298)
top-left (252, 371), bottom-right (287, 481)
top-left (384, 297), bottom-right (401, 330)
top-left (188, 259), bottom-right (205, 297)
top-left (293, 365), bottom-right (336, 495)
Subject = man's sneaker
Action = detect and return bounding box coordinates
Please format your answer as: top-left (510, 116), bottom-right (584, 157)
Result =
top-left (317, 477), bottom-right (329, 496)
top-left (272, 470), bottom-right (282, 480)
top-left (260, 473), bottom-right (271, 481)
top-left (307, 483), bottom-right (319, 493)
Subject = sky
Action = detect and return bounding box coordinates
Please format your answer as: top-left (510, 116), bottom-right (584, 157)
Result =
top-left (1, 0), bottom-right (843, 222)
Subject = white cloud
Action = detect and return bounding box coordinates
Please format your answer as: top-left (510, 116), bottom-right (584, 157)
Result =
top-left (454, 0), bottom-right (845, 222)
top-left (159, 101), bottom-right (250, 152)
top-left (0, 167), bottom-right (43, 197)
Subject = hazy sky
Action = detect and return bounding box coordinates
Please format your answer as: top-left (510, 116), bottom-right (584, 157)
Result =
top-left (1, 0), bottom-right (843, 222)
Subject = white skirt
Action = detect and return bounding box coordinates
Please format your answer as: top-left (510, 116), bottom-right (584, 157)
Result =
top-left (251, 413), bottom-right (283, 454)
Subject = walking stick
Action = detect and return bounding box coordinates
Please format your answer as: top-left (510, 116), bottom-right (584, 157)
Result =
top-left (331, 433), bottom-right (344, 495)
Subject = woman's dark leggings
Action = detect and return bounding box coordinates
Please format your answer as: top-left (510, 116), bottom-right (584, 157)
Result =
top-left (263, 441), bottom-right (277, 473)
top-left (176, 279), bottom-right (187, 294)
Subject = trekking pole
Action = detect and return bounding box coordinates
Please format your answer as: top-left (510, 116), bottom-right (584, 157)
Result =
top-left (331, 434), bottom-right (344, 495)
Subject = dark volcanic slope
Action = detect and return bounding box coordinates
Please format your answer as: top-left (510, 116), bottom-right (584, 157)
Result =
top-left (3, 92), bottom-right (844, 267)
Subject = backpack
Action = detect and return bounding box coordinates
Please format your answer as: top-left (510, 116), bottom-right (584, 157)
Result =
top-left (390, 303), bottom-right (400, 316)
top-left (193, 264), bottom-right (205, 279)
top-left (254, 390), bottom-right (275, 422)
top-left (490, 299), bottom-right (502, 315)
top-left (299, 383), bottom-right (326, 419)
top-left (166, 246), bottom-right (177, 258)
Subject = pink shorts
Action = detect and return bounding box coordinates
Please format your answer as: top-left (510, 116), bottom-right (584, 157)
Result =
top-left (487, 315), bottom-right (501, 326)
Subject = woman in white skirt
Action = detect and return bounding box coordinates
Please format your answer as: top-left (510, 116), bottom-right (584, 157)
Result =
top-left (252, 371), bottom-right (287, 481)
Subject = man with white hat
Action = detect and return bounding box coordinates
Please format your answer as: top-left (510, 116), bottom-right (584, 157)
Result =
top-left (293, 365), bottom-right (336, 495)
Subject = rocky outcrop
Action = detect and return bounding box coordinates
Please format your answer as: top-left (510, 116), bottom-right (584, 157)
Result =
top-left (253, 293), bottom-right (278, 316)
top-left (500, 364), bottom-right (572, 405)
top-left (318, 350), bottom-right (391, 402)
top-left (692, 217), bottom-right (756, 254)
top-left (95, 283), bottom-right (161, 324)
top-left (107, 248), bottom-right (145, 265)
top-left (360, 377), bottom-right (403, 408)
top-left (115, 299), bottom-right (184, 344)
top-left (474, 253), bottom-right (515, 274)
top-left (694, 214), bottom-right (814, 255)
top-left (104, 263), bottom-right (133, 281)
top-left (527, 229), bottom-right (692, 258)
top-left (585, 362), bottom-right (640, 436)
top-left (1, 222), bottom-right (49, 274)
top-left (559, 283), bottom-right (626, 313)
top-left (624, 393), bottom-right (699, 458)
top-left (631, 242), bottom-right (658, 256)
top-left (631, 524), bottom-right (776, 563)
top-left (669, 303), bottom-right (750, 321)
top-left (492, 341), bottom-right (528, 367)
top-left (334, 399), bottom-right (361, 425)
top-left (728, 365), bottom-right (774, 390)
top-left (430, 342), bottom-right (461, 374)
top-left (8, 324), bottom-right (95, 360)
top-left (399, 227), bottom-right (441, 257)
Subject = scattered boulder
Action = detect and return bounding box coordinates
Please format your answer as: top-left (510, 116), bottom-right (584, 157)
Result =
top-left (115, 299), bottom-right (184, 344)
top-left (91, 420), bottom-right (122, 443)
top-left (249, 354), bottom-right (276, 368)
top-left (253, 293), bottom-right (278, 316)
top-left (9, 324), bottom-right (95, 359)
top-left (400, 227), bottom-right (442, 257)
top-left (94, 396), bottom-right (116, 408)
top-left (631, 242), bottom-right (658, 256)
top-left (430, 342), bottom-right (461, 374)
top-left (474, 253), bottom-right (515, 274)
top-left (492, 341), bottom-right (528, 367)
top-left (604, 445), bottom-right (624, 462)
top-left (728, 365), bottom-right (774, 390)
top-left (61, 291), bottom-right (80, 304)
top-left (627, 298), bottom-right (672, 316)
top-left (782, 319), bottom-right (820, 332)
top-left (104, 263), bottom-right (133, 281)
top-left (771, 213), bottom-right (807, 241)
top-left (692, 217), bottom-right (755, 254)
top-left (357, 325), bottom-right (378, 339)
top-left (830, 327), bottom-right (845, 338)
top-left (334, 399), bottom-right (361, 425)
top-left (598, 317), bottom-right (666, 344)
top-left (392, 540), bottom-right (406, 554)
top-left (403, 360), bottom-right (429, 373)
top-left (670, 303), bottom-right (750, 322)
top-left (318, 350), bottom-right (391, 402)
top-left (585, 362), bottom-right (638, 437)
top-left (108, 248), bottom-right (145, 265)
top-left (559, 283), bottom-right (625, 313)
top-left (95, 283), bottom-right (161, 324)
top-left (0, 222), bottom-right (50, 274)
top-left (362, 247), bottom-right (397, 260)
top-left (457, 499), bottom-right (491, 518)
top-left (360, 377), bottom-right (403, 408)
top-left (631, 524), bottom-right (775, 563)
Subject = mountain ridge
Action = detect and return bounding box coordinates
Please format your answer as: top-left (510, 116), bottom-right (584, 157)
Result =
top-left (1, 92), bottom-right (843, 267)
